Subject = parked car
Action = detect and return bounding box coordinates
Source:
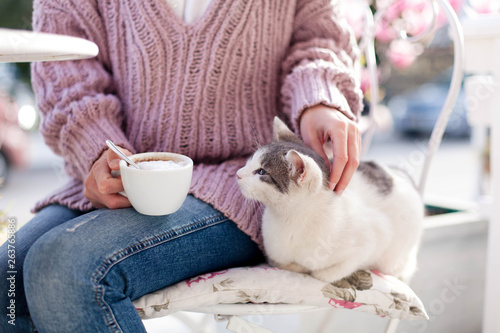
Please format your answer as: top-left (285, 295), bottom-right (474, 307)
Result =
top-left (388, 82), bottom-right (470, 137)
top-left (0, 90), bottom-right (29, 182)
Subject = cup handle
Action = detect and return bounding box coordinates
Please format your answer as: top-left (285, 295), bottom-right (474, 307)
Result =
top-left (110, 170), bottom-right (127, 197)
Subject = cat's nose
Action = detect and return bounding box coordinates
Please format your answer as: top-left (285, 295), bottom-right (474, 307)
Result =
top-left (236, 170), bottom-right (242, 180)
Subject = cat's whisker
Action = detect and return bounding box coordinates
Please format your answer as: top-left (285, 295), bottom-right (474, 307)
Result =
top-left (243, 196), bottom-right (264, 217)
top-left (254, 200), bottom-right (265, 216)
top-left (243, 196), bottom-right (258, 212)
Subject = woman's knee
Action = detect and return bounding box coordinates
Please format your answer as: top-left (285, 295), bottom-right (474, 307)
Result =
top-left (24, 234), bottom-right (71, 292)
top-left (23, 216), bottom-right (101, 307)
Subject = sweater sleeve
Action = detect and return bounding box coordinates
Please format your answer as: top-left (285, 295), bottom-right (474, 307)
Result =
top-left (281, 0), bottom-right (364, 133)
top-left (31, 0), bottom-right (135, 182)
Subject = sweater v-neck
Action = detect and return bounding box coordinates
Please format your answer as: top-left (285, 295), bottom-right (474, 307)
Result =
top-left (32, 0), bottom-right (362, 248)
top-left (156, 0), bottom-right (224, 31)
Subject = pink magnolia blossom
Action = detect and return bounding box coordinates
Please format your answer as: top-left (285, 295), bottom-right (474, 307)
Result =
top-left (469, 0), bottom-right (500, 14)
top-left (401, 3), bottom-right (434, 37)
top-left (376, 20), bottom-right (399, 43)
top-left (448, 0), bottom-right (465, 12)
top-left (387, 39), bottom-right (423, 69)
top-left (436, 0), bottom-right (465, 25)
top-left (345, 0), bottom-right (465, 70)
top-left (359, 67), bottom-right (382, 94)
top-left (383, 0), bottom-right (407, 21)
top-left (344, 1), bottom-right (366, 40)
top-left (360, 67), bottom-right (371, 94)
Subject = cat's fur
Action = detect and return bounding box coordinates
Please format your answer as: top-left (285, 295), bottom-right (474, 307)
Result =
top-left (236, 117), bottom-right (423, 283)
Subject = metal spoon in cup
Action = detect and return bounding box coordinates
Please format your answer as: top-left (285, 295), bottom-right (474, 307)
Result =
top-left (105, 140), bottom-right (140, 170)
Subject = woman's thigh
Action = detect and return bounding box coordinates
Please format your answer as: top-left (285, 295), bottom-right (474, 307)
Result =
top-left (23, 195), bottom-right (264, 332)
top-left (0, 205), bottom-right (84, 317)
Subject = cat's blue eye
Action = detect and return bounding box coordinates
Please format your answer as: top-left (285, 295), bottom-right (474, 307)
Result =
top-left (255, 168), bottom-right (267, 176)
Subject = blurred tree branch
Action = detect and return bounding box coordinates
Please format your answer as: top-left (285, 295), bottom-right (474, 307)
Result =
top-left (0, 0), bottom-right (33, 83)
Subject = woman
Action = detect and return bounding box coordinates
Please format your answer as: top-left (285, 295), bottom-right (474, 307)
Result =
top-left (0, 0), bottom-right (362, 331)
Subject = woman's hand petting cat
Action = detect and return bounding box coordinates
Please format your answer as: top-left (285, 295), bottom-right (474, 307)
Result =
top-left (84, 147), bottom-right (133, 209)
top-left (300, 104), bottom-right (361, 195)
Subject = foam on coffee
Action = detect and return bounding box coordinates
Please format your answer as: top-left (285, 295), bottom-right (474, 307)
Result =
top-left (134, 160), bottom-right (188, 171)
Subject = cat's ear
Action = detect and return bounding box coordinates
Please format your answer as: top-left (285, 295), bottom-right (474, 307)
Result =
top-left (286, 150), bottom-right (306, 184)
top-left (273, 117), bottom-right (302, 144)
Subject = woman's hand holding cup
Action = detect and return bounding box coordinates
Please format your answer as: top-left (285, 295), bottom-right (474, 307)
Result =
top-left (84, 147), bottom-right (133, 209)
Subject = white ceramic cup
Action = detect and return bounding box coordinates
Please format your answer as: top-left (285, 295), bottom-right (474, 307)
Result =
top-left (118, 152), bottom-right (193, 216)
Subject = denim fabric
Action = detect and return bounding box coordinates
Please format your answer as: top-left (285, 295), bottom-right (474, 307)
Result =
top-left (0, 196), bottom-right (263, 332)
top-left (0, 205), bottom-right (85, 332)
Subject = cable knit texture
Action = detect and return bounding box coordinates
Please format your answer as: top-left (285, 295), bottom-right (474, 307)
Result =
top-left (31, 0), bottom-right (362, 247)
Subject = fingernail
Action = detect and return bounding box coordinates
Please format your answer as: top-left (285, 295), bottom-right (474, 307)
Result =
top-left (337, 190), bottom-right (344, 196)
top-left (330, 183), bottom-right (337, 191)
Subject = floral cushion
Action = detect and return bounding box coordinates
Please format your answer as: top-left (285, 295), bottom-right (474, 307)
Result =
top-left (133, 264), bottom-right (428, 321)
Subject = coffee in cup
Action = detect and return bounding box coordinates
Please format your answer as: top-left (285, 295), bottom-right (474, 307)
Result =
top-left (118, 152), bottom-right (193, 216)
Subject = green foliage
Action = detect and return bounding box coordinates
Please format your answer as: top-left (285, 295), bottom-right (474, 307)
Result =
top-left (0, 0), bottom-right (33, 83)
top-left (0, 0), bottom-right (32, 30)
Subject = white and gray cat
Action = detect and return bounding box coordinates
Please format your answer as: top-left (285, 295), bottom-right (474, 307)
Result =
top-left (237, 117), bottom-right (423, 283)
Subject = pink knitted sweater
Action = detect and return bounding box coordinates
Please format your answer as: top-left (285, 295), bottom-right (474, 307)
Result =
top-left (31, 0), bottom-right (362, 246)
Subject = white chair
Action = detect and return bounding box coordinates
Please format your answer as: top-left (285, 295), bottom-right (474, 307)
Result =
top-left (0, 28), bottom-right (98, 63)
top-left (133, 0), bottom-right (466, 332)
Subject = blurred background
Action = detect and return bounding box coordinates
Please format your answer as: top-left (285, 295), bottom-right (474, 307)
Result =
top-left (0, 0), bottom-right (498, 332)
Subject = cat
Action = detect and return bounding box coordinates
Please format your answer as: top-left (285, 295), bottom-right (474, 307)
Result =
top-left (236, 117), bottom-right (423, 283)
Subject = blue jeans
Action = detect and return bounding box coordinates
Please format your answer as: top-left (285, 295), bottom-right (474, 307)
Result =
top-left (0, 195), bottom-right (263, 332)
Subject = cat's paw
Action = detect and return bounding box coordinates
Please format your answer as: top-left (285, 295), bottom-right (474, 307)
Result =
top-left (311, 267), bottom-right (346, 283)
top-left (267, 259), bottom-right (309, 274)
top-left (282, 262), bottom-right (310, 274)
